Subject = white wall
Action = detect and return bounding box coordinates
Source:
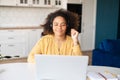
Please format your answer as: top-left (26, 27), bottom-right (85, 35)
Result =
top-left (0, 7), bottom-right (58, 27)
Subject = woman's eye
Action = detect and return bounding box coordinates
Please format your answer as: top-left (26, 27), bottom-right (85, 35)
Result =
top-left (61, 24), bottom-right (66, 26)
top-left (53, 23), bottom-right (66, 26)
top-left (53, 24), bottom-right (58, 26)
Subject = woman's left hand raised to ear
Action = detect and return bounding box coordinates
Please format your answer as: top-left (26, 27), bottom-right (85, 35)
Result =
top-left (71, 29), bottom-right (79, 46)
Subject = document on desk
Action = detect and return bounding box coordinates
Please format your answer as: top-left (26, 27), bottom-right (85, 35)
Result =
top-left (87, 71), bottom-right (119, 80)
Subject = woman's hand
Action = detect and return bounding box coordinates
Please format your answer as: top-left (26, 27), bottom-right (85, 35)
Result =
top-left (71, 29), bottom-right (79, 46)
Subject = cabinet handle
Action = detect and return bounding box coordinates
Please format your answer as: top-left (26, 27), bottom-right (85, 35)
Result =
top-left (32, 29), bottom-right (36, 31)
top-left (44, 0), bottom-right (47, 5)
top-left (8, 37), bottom-right (14, 39)
top-left (8, 45), bottom-right (15, 47)
top-left (8, 30), bottom-right (14, 32)
top-left (16, 3), bottom-right (18, 6)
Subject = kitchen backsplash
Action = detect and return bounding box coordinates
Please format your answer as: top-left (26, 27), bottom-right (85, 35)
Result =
top-left (0, 7), bottom-right (58, 27)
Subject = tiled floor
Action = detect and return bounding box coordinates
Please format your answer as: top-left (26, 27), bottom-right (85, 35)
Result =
top-left (0, 50), bottom-right (92, 65)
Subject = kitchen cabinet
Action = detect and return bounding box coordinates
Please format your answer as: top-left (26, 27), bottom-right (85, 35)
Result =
top-left (16, 0), bottom-right (29, 6)
top-left (16, 0), bottom-right (42, 7)
top-left (4, 42), bottom-right (26, 57)
top-left (0, 28), bottom-right (43, 57)
top-left (0, 0), bottom-right (17, 6)
top-left (28, 29), bottom-right (43, 54)
top-left (0, 0), bottom-right (64, 8)
top-left (52, 0), bottom-right (63, 8)
top-left (0, 30), bottom-right (26, 43)
top-left (0, 29), bottom-right (28, 57)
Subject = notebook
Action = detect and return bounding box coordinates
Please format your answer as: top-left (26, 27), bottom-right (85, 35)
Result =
top-left (35, 54), bottom-right (89, 80)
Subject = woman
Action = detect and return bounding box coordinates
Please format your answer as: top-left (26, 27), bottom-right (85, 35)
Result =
top-left (27, 9), bottom-right (82, 63)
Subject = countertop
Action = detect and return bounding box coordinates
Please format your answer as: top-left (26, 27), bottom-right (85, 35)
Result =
top-left (0, 26), bottom-right (43, 30)
top-left (0, 57), bottom-right (27, 64)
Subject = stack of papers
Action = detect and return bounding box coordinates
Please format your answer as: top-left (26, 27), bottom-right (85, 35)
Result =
top-left (87, 71), bottom-right (118, 80)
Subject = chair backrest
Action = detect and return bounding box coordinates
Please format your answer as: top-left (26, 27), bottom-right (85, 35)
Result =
top-left (99, 39), bottom-right (120, 54)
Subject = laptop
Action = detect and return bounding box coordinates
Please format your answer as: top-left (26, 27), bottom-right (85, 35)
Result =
top-left (35, 55), bottom-right (89, 80)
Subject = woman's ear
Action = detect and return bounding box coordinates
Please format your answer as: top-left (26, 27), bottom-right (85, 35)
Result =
top-left (50, 24), bottom-right (52, 27)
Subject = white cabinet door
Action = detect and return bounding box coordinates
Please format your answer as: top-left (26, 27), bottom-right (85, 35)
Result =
top-left (0, 29), bottom-right (28, 57)
top-left (0, 30), bottom-right (26, 43)
top-left (30, 0), bottom-right (40, 7)
top-left (16, 0), bottom-right (30, 6)
top-left (80, 0), bottom-right (96, 51)
top-left (28, 29), bottom-right (43, 54)
top-left (0, 0), bottom-right (17, 6)
top-left (0, 29), bottom-right (44, 57)
top-left (39, 0), bottom-right (52, 7)
top-left (5, 42), bottom-right (26, 57)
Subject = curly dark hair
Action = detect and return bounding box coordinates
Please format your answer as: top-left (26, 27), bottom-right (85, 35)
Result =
top-left (41, 9), bottom-right (79, 36)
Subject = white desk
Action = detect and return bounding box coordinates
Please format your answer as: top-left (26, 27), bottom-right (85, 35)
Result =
top-left (0, 63), bottom-right (120, 80)
top-left (0, 63), bottom-right (36, 80)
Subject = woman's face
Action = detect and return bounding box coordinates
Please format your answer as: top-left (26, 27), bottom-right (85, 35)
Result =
top-left (52, 16), bottom-right (67, 37)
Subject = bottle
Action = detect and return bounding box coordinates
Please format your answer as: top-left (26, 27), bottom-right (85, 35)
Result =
top-left (48, 0), bottom-right (51, 5)
top-left (20, 0), bottom-right (23, 4)
top-left (0, 54), bottom-right (2, 60)
top-left (33, 0), bottom-right (35, 4)
top-left (44, 0), bottom-right (47, 5)
top-left (55, 0), bottom-right (58, 5)
top-left (37, 0), bottom-right (39, 4)
top-left (59, 0), bottom-right (61, 5)
top-left (25, 0), bottom-right (27, 4)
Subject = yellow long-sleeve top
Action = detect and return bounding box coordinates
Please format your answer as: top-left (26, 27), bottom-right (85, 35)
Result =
top-left (27, 35), bottom-right (82, 63)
